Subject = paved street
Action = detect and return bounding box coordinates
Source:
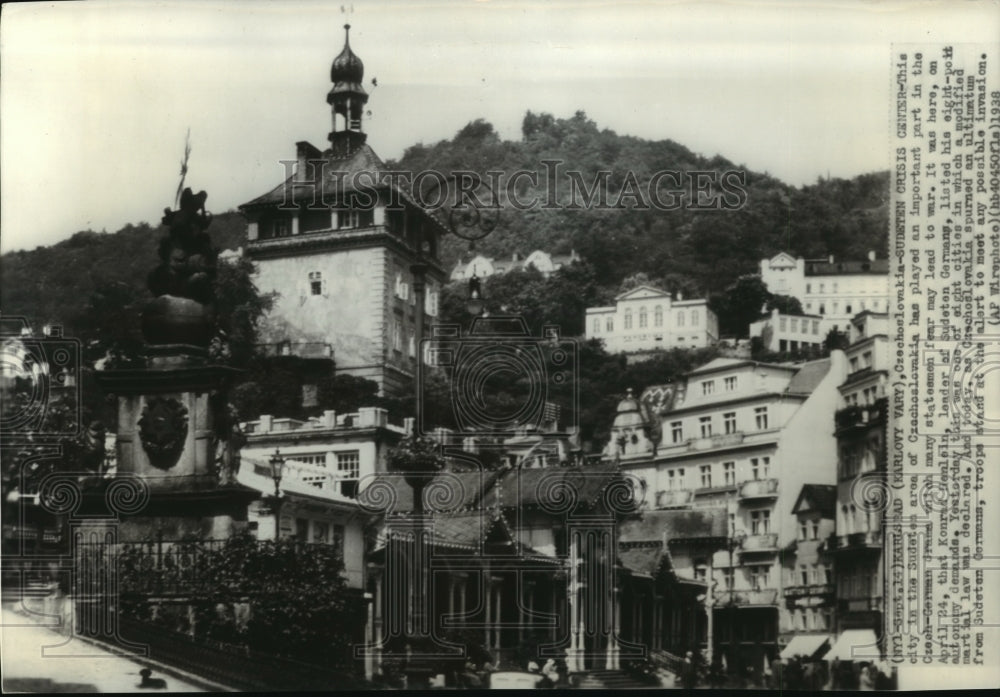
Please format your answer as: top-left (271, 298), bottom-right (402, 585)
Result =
top-left (1, 605), bottom-right (209, 693)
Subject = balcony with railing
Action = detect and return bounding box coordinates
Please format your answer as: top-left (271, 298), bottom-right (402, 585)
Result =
top-left (839, 596), bottom-right (883, 614)
top-left (715, 589), bottom-right (779, 607)
top-left (833, 529), bottom-right (882, 551)
top-left (784, 583), bottom-right (835, 600)
top-left (740, 533), bottom-right (779, 554)
top-left (687, 431), bottom-right (746, 452)
top-left (835, 397), bottom-right (888, 434)
top-left (258, 342), bottom-right (334, 359)
top-left (656, 489), bottom-right (694, 508)
top-left (738, 478), bottom-right (779, 500)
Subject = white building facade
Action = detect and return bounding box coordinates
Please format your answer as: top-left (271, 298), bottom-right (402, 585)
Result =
top-left (238, 406), bottom-right (406, 589)
top-left (759, 252), bottom-right (889, 329)
top-left (749, 308), bottom-right (832, 353)
top-left (607, 352), bottom-right (847, 671)
top-left (586, 286), bottom-right (719, 354)
top-left (449, 249), bottom-right (580, 281)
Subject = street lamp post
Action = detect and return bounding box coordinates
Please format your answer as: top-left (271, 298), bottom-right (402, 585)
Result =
top-left (267, 449), bottom-right (285, 541)
top-left (466, 274), bottom-right (484, 317)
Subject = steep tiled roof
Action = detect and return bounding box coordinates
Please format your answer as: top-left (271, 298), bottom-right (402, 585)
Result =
top-left (785, 358), bottom-right (831, 396)
top-left (618, 508), bottom-right (729, 544)
top-left (356, 469), bottom-right (499, 515)
top-left (240, 144), bottom-right (388, 208)
top-left (618, 542), bottom-right (665, 577)
top-left (792, 483), bottom-right (837, 516)
top-left (494, 463), bottom-right (623, 511)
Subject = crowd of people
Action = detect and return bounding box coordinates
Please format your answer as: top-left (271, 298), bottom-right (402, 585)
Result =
top-left (677, 648), bottom-right (897, 690)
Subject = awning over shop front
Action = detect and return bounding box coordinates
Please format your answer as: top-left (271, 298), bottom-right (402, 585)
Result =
top-left (825, 629), bottom-right (880, 661)
top-left (780, 634), bottom-right (832, 660)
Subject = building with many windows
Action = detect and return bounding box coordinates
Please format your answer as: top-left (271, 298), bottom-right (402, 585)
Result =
top-left (238, 406), bottom-right (406, 589)
top-left (238, 26), bottom-right (447, 396)
top-left (749, 308), bottom-right (832, 354)
top-left (605, 352), bottom-right (847, 672)
top-left (780, 484), bottom-right (837, 661)
top-left (585, 286), bottom-right (718, 354)
top-left (827, 311), bottom-right (889, 661)
top-left (759, 252), bottom-right (889, 329)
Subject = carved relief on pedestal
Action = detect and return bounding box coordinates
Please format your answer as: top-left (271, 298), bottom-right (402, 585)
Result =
top-left (138, 396), bottom-right (189, 469)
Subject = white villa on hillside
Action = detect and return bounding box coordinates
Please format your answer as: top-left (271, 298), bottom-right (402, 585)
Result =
top-left (586, 286), bottom-right (718, 353)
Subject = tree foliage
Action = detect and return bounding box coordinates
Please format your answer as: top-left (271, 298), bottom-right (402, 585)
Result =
top-left (391, 111), bottom-right (889, 296)
top-left (119, 534), bottom-right (364, 669)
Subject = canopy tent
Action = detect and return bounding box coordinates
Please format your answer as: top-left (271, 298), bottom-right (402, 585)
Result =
top-left (780, 634), bottom-right (832, 660)
top-left (825, 629), bottom-right (880, 662)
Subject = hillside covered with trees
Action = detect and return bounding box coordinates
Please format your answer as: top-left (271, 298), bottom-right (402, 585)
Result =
top-left (1, 111), bottom-right (889, 449)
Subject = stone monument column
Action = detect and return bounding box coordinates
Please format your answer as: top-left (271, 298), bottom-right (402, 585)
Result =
top-left (95, 188), bottom-right (257, 543)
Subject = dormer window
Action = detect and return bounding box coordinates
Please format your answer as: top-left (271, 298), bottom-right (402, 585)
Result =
top-left (337, 208), bottom-right (374, 230)
top-left (338, 209), bottom-right (359, 229)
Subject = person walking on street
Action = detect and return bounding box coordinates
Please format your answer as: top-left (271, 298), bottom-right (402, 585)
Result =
top-left (681, 650), bottom-right (698, 689)
top-left (859, 665), bottom-right (875, 690)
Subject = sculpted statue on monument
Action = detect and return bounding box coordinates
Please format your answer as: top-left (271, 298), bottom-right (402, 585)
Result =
top-left (141, 187), bottom-right (219, 347)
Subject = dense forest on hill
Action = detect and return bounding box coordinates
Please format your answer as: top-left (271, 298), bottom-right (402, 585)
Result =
top-left (0, 111), bottom-right (890, 448)
top-left (2, 111), bottom-right (889, 336)
top-left (390, 111), bottom-right (890, 293)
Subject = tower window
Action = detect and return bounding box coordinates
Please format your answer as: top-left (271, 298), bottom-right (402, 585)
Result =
top-left (671, 421), bottom-right (683, 443)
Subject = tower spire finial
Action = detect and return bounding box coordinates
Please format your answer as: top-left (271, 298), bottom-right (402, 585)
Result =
top-left (327, 21), bottom-right (368, 155)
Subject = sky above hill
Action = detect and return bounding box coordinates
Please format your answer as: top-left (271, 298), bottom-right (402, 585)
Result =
top-left (1, 0), bottom-right (997, 253)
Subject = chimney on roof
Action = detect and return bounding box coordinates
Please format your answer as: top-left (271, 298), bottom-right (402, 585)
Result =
top-left (512, 252), bottom-right (520, 262)
top-left (322, 410), bottom-right (337, 429)
top-left (677, 290), bottom-right (684, 301)
top-left (828, 255), bottom-right (834, 264)
top-left (868, 250), bottom-right (876, 261)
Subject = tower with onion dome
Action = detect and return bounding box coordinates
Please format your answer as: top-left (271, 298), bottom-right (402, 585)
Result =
top-left (239, 25), bottom-right (447, 398)
top-left (327, 24), bottom-right (369, 157)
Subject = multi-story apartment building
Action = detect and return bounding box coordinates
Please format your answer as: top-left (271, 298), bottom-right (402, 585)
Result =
top-left (586, 285), bottom-right (718, 354)
top-left (759, 252), bottom-right (889, 329)
top-left (781, 484), bottom-right (837, 661)
top-left (606, 352), bottom-right (846, 673)
top-left (238, 26), bottom-right (447, 397)
top-left (238, 406), bottom-right (406, 589)
top-left (827, 311), bottom-right (889, 662)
